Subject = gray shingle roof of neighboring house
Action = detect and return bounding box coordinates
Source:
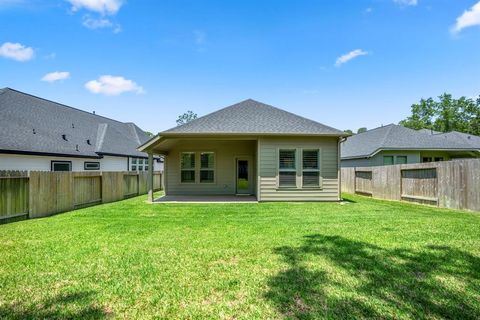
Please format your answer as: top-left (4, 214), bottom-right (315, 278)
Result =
top-left (0, 87), bottom-right (152, 158)
top-left (341, 124), bottom-right (480, 159)
top-left (161, 99), bottom-right (346, 136)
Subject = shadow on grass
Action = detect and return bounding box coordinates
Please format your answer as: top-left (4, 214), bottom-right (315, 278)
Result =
top-left (265, 234), bottom-right (480, 319)
top-left (0, 291), bottom-right (109, 319)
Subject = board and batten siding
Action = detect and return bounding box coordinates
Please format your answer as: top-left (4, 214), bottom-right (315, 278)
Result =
top-left (165, 140), bottom-right (256, 195)
top-left (258, 136), bottom-right (340, 201)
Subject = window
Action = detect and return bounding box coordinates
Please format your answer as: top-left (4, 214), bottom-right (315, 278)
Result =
top-left (396, 156), bottom-right (407, 165)
top-left (130, 157), bottom-right (149, 171)
top-left (279, 149), bottom-right (296, 187)
top-left (84, 162), bottom-right (100, 170)
top-left (180, 152), bottom-right (196, 183)
top-left (200, 152), bottom-right (215, 183)
top-left (383, 156), bottom-right (394, 165)
top-left (422, 157), bottom-right (432, 163)
top-left (302, 150), bottom-right (320, 187)
top-left (434, 157), bottom-right (444, 162)
top-left (51, 161), bottom-right (71, 172)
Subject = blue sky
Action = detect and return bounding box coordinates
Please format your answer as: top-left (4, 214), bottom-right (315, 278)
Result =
top-left (1, 0), bottom-right (480, 133)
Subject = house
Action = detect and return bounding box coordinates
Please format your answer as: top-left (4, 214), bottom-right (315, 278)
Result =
top-left (139, 99), bottom-right (347, 202)
top-left (0, 88), bottom-right (163, 172)
top-left (341, 124), bottom-right (480, 167)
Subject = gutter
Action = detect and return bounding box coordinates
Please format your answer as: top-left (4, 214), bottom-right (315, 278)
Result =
top-left (341, 148), bottom-right (480, 160)
top-left (0, 149), bottom-right (101, 159)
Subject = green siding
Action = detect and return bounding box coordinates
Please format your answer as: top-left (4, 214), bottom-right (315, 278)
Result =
top-left (341, 150), bottom-right (456, 168)
top-left (258, 137), bottom-right (340, 201)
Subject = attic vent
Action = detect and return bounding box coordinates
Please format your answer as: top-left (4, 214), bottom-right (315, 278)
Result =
top-left (62, 134), bottom-right (67, 141)
top-left (76, 144), bottom-right (79, 151)
top-left (93, 111), bottom-right (96, 115)
top-left (86, 139), bottom-right (91, 145)
top-left (33, 129), bottom-right (36, 134)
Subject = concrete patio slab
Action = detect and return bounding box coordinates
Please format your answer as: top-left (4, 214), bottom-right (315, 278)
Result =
top-left (154, 195), bottom-right (258, 203)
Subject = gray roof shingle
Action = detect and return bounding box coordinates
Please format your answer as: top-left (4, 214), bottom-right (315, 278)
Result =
top-left (341, 124), bottom-right (480, 159)
top-left (0, 88), bottom-right (152, 158)
top-left (161, 99), bottom-right (346, 136)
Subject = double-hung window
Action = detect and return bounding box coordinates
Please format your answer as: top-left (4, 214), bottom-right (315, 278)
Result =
top-left (180, 152), bottom-right (196, 183)
top-left (200, 152), bottom-right (215, 183)
top-left (279, 149), bottom-right (297, 187)
top-left (302, 150), bottom-right (320, 187)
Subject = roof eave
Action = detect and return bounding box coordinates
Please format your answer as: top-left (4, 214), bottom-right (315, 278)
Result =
top-left (158, 132), bottom-right (348, 138)
top-left (138, 134), bottom-right (162, 152)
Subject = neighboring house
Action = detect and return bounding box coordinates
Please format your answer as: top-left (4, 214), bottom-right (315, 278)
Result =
top-left (139, 99), bottom-right (347, 201)
top-left (0, 88), bottom-right (163, 172)
top-left (341, 124), bottom-right (480, 167)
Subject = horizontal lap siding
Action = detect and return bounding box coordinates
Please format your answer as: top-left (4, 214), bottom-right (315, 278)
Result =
top-left (166, 140), bottom-right (256, 195)
top-left (259, 137), bottom-right (340, 201)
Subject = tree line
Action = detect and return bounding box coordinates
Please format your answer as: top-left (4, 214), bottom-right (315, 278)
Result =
top-left (344, 93), bottom-right (480, 136)
top-left (399, 93), bottom-right (480, 135)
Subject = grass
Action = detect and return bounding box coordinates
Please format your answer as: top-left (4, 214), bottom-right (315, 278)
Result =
top-left (0, 193), bottom-right (479, 319)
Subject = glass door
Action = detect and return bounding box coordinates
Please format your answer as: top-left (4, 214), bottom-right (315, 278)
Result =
top-left (236, 159), bottom-right (250, 194)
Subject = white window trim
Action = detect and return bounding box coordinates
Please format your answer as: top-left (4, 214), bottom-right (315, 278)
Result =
top-left (277, 147), bottom-right (323, 190)
top-left (180, 152), bottom-right (196, 184)
top-left (301, 149), bottom-right (320, 188)
top-left (51, 161), bottom-right (72, 172)
top-left (130, 157), bottom-right (149, 171)
top-left (84, 161), bottom-right (100, 171)
top-left (278, 149), bottom-right (297, 188)
top-left (199, 152), bottom-right (216, 184)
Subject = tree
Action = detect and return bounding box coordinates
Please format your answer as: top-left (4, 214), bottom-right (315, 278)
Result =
top-left (344, 129), bottom-right (353, 135)
top-left (144, 131), bottom-right (154, 137)
top-left (399, 98), bottom-right (436, 130)
top-left (176, 111), bottom-right (197, 126)
top-left (400, 93), bottom-right (480, 135)
top-left (357, 127), bottom-right (367, 134)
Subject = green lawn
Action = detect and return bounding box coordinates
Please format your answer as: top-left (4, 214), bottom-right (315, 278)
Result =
top-left (1, 194), bottom-right (479, 319)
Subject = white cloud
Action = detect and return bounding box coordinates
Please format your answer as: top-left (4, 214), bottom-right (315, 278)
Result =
top-left (85, 75), bottom-right (144, 96)
top-left (68, 0), bottom-right (123, 15)
top-left (41, 71), bottom-right (70, 82)
top-left (0, 42), bottom-right (34, 61)
top-left (393, 0), bottom-right (418, 6)
top-left (82, 15), bottom-right (121, 32)
top-left (82, 16), bottom-right (112, 28)
top-left (335, 49), bottom-right (368, 67)
top-left (451, 1), bottom-right (480, 34)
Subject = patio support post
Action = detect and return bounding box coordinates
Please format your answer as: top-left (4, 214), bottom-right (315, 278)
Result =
top-left (147, 152), bottom-right (154, 203)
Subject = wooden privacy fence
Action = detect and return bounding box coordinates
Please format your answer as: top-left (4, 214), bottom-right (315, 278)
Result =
top-left (341, 159), bottom-right (480, 212)
top-left (0, 171), bottom-right (162, 223)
